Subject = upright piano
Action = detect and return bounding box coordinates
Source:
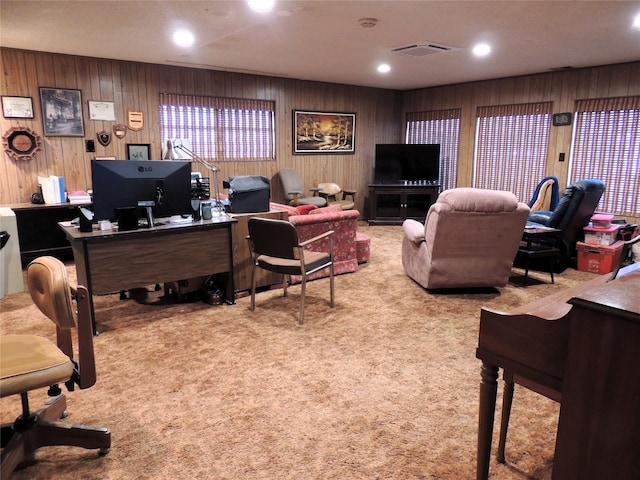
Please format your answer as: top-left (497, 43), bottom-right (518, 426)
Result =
top-left (476, 262), bottom-right (640, 480)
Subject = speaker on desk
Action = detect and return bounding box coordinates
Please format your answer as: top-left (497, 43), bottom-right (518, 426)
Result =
top-left (116, 207), bottom-right (138, 231)
top-left (78, 207), bottom-right (94, 233)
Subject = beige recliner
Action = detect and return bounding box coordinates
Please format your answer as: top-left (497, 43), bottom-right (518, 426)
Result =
top-left (402, 188), bottom-right (530, 289)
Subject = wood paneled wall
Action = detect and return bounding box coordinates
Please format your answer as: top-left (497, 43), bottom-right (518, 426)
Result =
top-left (0, 48), bottom-right (401, 213)
top-left (403, 61), bottom-right (640, 224)
top-left (2, 47), bottom-right (638, 223)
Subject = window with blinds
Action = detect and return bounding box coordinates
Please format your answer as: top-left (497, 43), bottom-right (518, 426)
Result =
top-left (159, 93), bottom-right (275, 161)
top-left (569, 96), bottom-right (639, 217)
top-left (406, 108), bottom-right (461, 191)
top-left (474, 102), bottom-right (552, 202)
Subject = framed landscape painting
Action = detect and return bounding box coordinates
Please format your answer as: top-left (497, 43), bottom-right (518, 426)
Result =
top-left (293, 110), bottom-right (355, 154)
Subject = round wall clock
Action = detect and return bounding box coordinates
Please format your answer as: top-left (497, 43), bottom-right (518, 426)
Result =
top-left (2, 126), bottom-right (43, 161)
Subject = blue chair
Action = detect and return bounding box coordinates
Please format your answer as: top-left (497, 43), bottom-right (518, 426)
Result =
top-left (528, 178), bottom-right (605, 262)
top-left (528, 176), bottom-right (560, 211)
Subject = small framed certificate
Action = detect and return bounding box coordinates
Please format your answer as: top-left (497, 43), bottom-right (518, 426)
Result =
top-left (88, 101), bottom-right (116, 121)
top-left (2, 96), bottom-right (34, 119)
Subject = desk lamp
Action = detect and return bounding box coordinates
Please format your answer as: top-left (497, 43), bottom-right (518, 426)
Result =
top-left (166, 139), bottom-right (225, 216)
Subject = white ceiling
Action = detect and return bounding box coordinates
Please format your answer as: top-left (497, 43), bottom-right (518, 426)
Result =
top-left (2, 1), bottom-right (640, 91)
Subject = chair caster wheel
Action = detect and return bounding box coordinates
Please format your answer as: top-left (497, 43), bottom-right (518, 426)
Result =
top-left (99, 448), bottom-right (110, 456)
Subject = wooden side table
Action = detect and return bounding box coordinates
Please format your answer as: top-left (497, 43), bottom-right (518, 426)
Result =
top-left (515, 226), bottom-right (562, 285)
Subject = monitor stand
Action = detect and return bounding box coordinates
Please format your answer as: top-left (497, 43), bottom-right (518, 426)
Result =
top-left (138, 201), bottom-right (156, 228)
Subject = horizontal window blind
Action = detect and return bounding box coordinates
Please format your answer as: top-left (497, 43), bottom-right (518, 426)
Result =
top-left (159, 93), bottom-right (275, 161)
top-left (474, 102), bottom-right (552, 202)
top-left (406, 108), bottom-right (461, 191)
top-left (569, 96), bottom-right (640, 217)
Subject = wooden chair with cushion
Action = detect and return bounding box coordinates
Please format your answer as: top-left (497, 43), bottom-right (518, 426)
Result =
top-left (247, 217), bottom-right (334, 325)
top-left (316, 182), bottom-right (356, 210)
top-left (0, 256), bottom-right (110, 478)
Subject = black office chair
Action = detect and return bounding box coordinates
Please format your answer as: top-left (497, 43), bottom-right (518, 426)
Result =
top-left (247, 217), bottom-right (334, 324)
top-left (527, 178), bottom-right (605, 266)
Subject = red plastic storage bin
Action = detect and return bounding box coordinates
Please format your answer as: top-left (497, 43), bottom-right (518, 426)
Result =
top-left (576, 240), bottom-right (624, 274)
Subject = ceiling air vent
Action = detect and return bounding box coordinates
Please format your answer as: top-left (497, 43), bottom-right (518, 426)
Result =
top-left (392, 42), bottom-right (458, 57)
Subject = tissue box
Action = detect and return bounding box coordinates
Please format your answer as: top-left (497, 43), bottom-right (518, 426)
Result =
top-left (583, 225), bottom-right (620, 246)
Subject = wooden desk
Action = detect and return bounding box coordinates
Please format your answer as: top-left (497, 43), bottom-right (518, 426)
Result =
top-left (476, 263), bottom-right (640, 480)
top-left (60, 216), bottom-right (237, 333)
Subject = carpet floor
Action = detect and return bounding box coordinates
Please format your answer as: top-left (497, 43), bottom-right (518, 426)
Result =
top-left (0, 225), bottom-right (595, 479)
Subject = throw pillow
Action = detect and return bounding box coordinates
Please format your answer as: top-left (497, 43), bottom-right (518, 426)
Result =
top-left (295, 204), bottom-right (318, 215)
top-left (309, 204), bottom-right (343, 215)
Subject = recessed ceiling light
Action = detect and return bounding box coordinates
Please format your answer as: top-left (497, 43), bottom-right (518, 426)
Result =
top-left (377, 63), bottom-right (391, 74)
top-left (173, 29), bottom-right (195, 48)
top-left (248, 0), bottom-right (275, 13)
top-left (472, 43), bottom-right (491, 57)
top-left (633, 12), bottom-right (640, 30)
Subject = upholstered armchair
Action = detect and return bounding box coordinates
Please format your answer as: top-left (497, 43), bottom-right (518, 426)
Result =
top-left (402, 188), bottom-right (530, 289)
top-left (278, 168), bottom-right (326, 207)
top-left (527, 178), bottom-right (605, 262)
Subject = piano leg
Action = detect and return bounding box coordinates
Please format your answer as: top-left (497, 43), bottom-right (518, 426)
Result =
top-left (497, 372), bottom-right (515, 463)
top-left (478, 362), bottom-right (499, 480)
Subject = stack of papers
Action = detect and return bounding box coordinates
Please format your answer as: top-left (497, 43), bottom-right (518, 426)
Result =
top-left (68, 190), bottom-right (92, 204)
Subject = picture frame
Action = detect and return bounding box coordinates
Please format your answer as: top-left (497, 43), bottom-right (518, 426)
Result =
top-left (88, 100), bottom-right (116, 121)
top-left (40, 87), bottom-right (84, 136)
top-left (552, 112), bottom-right (572, 127)
top-left (126, 143), bottom-right (150, 160)
top-left (1, 96), bottom-right (34, 119)
top-left (293, 110), bottom-right (356, 154)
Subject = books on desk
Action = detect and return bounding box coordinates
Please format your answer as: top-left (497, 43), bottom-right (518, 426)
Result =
top-left (38, 175), bottom-right (66, 204)
top-left (68, 190), bottom-right (92, 204)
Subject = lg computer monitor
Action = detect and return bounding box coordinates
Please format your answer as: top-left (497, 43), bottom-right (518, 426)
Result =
top-left (91, 159), bottom-right (192, 223)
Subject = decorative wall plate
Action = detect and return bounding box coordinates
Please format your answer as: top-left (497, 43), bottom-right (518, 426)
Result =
top-left (113, 123), bottom-right (127, 139)
top-left (127, 110), bottom-right (144, 131)
top-left (2, 126), bottom-right (42, 161)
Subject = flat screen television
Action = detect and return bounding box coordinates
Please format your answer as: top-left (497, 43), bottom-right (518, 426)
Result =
top-left (91, 159), bottom-right (192, 223)
top-left (374, 144), bottom-right (440, 184)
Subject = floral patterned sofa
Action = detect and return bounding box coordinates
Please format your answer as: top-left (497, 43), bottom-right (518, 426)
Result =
top-left (269, 202), bottom-right (370, 283)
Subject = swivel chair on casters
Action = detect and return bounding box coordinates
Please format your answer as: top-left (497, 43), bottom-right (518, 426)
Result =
top-left (0, 256), bottom-right (110, 478)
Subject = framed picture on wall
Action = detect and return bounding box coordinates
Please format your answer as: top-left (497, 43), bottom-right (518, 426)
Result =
top-left (126, 143), bottom-right (150, 160)
top-left (40, 88), bottom-right (85, 136)
top-left (293, 110), bottom-right (356, 154)
top-left (1, 96), bottom-right (34, 119)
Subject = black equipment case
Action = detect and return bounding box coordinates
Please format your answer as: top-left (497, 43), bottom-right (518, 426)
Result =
top-left (223, 175), bottom-right (270, 213)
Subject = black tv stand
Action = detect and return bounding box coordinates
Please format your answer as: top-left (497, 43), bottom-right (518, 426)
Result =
top-left (368, 183), bottom-right (440, 225)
